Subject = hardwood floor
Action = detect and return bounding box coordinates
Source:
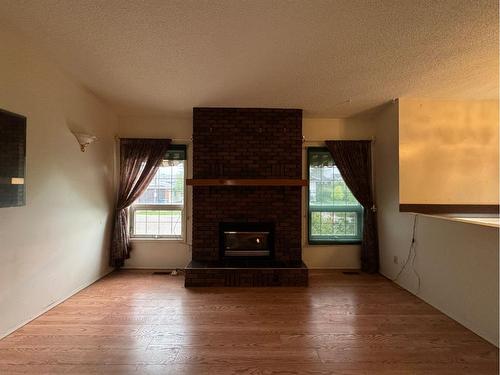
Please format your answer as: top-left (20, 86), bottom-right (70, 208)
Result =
top-left (0, 270), bottom-right (497, 374)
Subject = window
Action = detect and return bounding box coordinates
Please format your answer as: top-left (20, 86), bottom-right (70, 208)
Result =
top-left (130, 145), bottom-right (186, 239)
top-left (308, 147), bottom-right (363, 244)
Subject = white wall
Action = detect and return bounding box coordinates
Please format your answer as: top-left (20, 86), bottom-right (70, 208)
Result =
top-left (374, 102), bottom-right (499, 345)
top-left (0, 27), bottom-right (118, 338)
top-left (119, 116), bottom-right (375, 270)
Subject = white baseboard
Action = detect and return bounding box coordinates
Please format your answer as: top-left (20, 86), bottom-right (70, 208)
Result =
top-left (307, 266), bottom-right (360, 269)
top-left (121, 267), bottom-right (178, 271)
top-left (0, 268), bottom-right (114, 340)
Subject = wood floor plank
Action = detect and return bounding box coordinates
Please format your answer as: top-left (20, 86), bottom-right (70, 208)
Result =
top-left (0, 270), bottom-right (497, 374)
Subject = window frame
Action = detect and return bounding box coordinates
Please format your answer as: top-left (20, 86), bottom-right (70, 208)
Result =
top-left (129, 150), bottom-right (187, 241)
top-left (307, 147), bottom-right (363, 245)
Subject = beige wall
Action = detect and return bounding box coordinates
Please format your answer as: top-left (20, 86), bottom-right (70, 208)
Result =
top-left (0, 28), bottom-right (118, 338)
top-left (119, 116), bottom-right (193, 269)
top-left (399, 98), bottom-right (499, 204)
top-left (374, 102), bottom-right (499, 345)
top-left (119, 116), bottom-right (376, 270)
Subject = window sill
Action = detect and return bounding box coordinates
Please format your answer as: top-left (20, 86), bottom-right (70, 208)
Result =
top-left (307, 240), bottom-right (362, 246)
top-left (131, 237), bottom-right (185, 242)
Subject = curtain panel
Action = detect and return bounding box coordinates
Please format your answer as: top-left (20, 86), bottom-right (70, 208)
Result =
top-left (325, 140), bottom-right (379, 273)
top-left (110, 138), bottom-right (172, 267)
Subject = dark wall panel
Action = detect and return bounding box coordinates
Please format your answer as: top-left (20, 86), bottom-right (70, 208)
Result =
top-left (0, 109), bottom-right (26, 208)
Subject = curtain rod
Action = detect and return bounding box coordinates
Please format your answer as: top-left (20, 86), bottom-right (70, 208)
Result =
top-left (114, 136), bottom-right (374, 143)
top-left (115, 136), bottom-right (192, 143)
top-left (303, 137), bottom-right (375, 143)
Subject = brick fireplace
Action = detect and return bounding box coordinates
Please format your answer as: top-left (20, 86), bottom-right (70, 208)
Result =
top-left (184, 108), bottom-right (308, 287)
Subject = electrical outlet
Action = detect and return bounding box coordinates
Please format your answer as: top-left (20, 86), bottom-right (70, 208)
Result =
top-left (393, 255), bottom-right (399, 264)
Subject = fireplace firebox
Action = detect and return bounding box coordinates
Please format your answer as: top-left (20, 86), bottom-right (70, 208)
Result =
top-left (220, 222), bottom-right (275, 259)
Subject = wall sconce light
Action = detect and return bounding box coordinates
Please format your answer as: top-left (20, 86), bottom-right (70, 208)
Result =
top-left (10, 177), bottom-right (25, 185)
top-left (72, 132), bottom-right (97, 152)
top-left (0, 177), bottom-right (24, 185)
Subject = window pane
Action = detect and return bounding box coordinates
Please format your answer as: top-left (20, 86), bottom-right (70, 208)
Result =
top-left (310, 212), bottom-right (322, 236)
top-left (133, 209), bottom-right (182, 237)
top-left (310, 211), bottom-right (360, 239)
top-left (137, 160), bottom-right (185, 205)
top-left (345, 212), bottom-right (357, 236)
top-left (132, 157), bottom-right (185, 238)
top-left (333, 212), bottom-right (346, 235)
top-left (320, 212), bottom-right (334, 235)
top-left (309, 152), bottom-right (359, 208)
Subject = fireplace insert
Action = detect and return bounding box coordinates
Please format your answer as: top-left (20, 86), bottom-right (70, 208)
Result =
top-left (219, 222), bottom-right (275, 259)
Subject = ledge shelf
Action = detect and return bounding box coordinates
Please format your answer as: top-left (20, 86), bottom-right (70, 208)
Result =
top-left (186, 179), bottom-right (308, 187)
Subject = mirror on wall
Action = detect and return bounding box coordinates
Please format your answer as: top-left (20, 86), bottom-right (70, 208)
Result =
top-left (0, 109), bottom-right (26, 208)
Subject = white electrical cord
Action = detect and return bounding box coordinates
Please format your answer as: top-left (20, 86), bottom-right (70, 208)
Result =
top-left (393, 214), bottom-right (421, 294)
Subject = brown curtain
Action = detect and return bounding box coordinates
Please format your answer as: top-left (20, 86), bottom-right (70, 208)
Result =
top-left (325, 140), bottom-right (379, 273)
top-left (110, 138), bottom-right (171, 267)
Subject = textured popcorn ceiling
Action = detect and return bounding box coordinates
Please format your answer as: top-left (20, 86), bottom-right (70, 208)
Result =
top-left (1, 0), bottom-right (498, 117)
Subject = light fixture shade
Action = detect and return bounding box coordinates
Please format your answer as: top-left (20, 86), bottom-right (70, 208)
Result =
top-left (72, 132), bottom-right (97, 152)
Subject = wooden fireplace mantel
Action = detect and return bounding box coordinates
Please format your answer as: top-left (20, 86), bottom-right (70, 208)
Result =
top-left (186, 178), bottom-right (308, 187)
